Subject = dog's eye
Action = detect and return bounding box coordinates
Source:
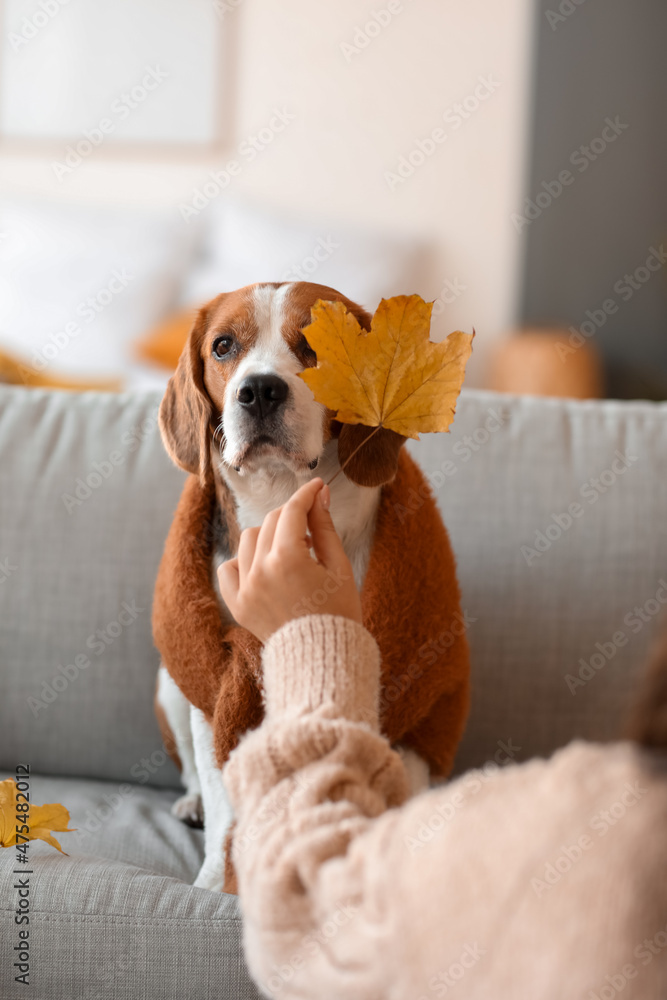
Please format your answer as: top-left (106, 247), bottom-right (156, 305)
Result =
top-left (212, 335), bottom-right (235, 359)
top-left (298, 335), bottom-right (317, 364)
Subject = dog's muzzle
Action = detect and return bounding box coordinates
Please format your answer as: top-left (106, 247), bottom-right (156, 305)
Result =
top-left (236, 375), bottom-right (289, 420)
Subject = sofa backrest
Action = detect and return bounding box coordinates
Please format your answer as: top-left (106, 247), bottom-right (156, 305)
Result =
top-left (0, 387), bottom-right (185, 787)
top-left (1, 385), bottom-right (666, 785)
top-left (421, 390), bottom-right (667, 772)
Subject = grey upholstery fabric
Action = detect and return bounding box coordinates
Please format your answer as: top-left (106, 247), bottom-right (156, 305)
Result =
top-left (409, 391), bottom-right (667, 773)
top-left (0, 773), bottom-right (258, 1000)
top-left (0, 386), bottom-right (185, 788)
top-left (1, 383), bottom-right (667, 999)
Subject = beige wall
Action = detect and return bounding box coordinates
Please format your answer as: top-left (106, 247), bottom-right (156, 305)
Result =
top-left (0, 0), bottom-right (535, 383)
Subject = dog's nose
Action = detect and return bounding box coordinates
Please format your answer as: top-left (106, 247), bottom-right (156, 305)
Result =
top-left (236, 375), bottom-right (289, 419)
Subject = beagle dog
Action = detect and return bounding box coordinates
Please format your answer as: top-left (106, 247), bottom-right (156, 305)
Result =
top-left (153, 281), bottom-right (470, 892)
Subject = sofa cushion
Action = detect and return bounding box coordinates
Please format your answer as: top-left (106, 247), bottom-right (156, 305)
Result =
top-left (420, 390), bottom-right (667, 771)
top-left (0, 771), bottom-right (261, 1000)
top-left (0, 386), bottom-right (185, 787)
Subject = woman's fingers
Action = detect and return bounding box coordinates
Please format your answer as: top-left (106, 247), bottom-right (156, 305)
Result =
top-left (217, 557), bottom-right (240, 608)
top-left (307, 486), bottom-right (345, 570)
top-left (237, 526), bottom-right (260, 579)
top-left (273, 478), bottom-right (324, 553)
top-left (254, 507), bottom-right (282, 563)
top-left (219, 478), bottom-right (362, 640)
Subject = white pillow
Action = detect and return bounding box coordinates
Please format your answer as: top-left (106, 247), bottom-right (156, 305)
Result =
top-left (180, 198), bottom-right (431, 314)
top-left (0, 197), bottom-right (198, 382)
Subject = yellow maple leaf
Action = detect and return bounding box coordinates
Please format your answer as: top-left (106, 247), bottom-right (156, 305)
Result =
top-left (299, 295), bottom-right (473, 440)
top-left (0, 779), bottom-right (75, 854)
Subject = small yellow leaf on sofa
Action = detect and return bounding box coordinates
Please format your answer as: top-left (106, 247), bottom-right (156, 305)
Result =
top-left (298, 295), bottom-right (473, 440)
top-left (0, 779), bottom-right (75, 854)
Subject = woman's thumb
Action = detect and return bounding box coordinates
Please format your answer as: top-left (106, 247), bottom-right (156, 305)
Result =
top-left (308, 486), bottom-right (345, 568)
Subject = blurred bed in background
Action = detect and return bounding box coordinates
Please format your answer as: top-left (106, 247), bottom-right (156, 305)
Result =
top-left (0, 0), bottom-right (665, 401)
top-left (0, 194), bottom-right (429, 390)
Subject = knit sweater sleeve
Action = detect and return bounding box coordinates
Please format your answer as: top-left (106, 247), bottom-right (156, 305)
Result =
top-left (223, 617), bottom-right (667, 1000)
top-left (223, 614), bottom-right (410, 995)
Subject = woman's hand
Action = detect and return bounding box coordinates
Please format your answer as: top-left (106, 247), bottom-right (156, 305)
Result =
top-left (217, 478), bottom-right (362, 644)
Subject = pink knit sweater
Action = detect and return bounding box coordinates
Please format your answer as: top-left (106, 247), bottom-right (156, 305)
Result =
top-left (224, 615), bottom-right (667, 999)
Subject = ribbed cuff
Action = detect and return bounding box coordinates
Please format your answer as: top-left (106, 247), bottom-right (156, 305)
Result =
top-left (261, 615), bottom-right (381, 728)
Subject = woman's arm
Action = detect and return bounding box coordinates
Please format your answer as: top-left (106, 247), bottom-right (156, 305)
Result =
top-left (218, 480), bottom-right (667, 1000)
top-left (224, 613), bottom-right (408, 996)
top-left (218, 480), bottom-right (410, 995)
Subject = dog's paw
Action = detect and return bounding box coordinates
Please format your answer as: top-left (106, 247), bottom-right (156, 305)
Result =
top-left (192, 872), bottom-right (225, 892)
top-left (193, 863), bottom-right (225, 893)
top-left (171, 792), bottom-right (204, 828)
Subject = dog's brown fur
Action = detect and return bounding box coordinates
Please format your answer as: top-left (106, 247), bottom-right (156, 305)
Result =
top-left (153, 448), bottom-right (470, 776)
top-left (626, 614), bottom-right (667, 748)
top-left (152, 283), bottom-right (471, 893)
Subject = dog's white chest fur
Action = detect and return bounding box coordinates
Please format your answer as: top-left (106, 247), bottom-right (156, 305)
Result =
top-left (216, 439), bottom-right (381, 591)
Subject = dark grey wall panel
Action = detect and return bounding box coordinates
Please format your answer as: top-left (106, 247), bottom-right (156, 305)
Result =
top-left (520, 0), bottom-right (667, 397)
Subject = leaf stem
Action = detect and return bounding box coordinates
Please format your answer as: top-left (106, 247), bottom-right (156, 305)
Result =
top-left (327, 424), bottom-right (382, 487)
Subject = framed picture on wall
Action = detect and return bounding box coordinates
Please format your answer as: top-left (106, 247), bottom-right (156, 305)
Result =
top-left (0, 0), bottom-right (234, 156)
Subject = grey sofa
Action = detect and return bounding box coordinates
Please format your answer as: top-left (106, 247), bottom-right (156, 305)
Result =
top-left (1, 384), bottom-right (666, 1000)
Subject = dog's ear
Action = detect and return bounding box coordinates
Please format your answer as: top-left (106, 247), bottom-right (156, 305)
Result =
top-left (159, 306), bottom-right (214, 485)
top-left (323, 300), bottom-right (405, 487)
top-left (337, 423), bottom-right (406, 488)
